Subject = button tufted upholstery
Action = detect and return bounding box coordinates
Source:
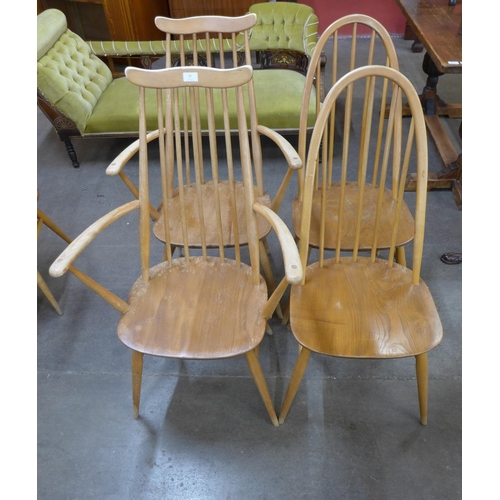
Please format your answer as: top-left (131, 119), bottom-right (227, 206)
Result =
top-left (37, 7), bottom-right (318, 167)
top-left (37, 10), bottom-right (113, 134)
top-left (249, 2), bottom-right (318, 56)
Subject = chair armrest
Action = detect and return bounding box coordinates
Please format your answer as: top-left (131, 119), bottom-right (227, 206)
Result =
top-left (253, 202), bottom-right (302, 285)
top-left (50, 201), bottom-right (140, 277)
top-left (257, 125), bottom-right (301, 213)
top-left (257, 125), bottom-right (302, 171)
top-left (106, 131), bottom-right (161, 176)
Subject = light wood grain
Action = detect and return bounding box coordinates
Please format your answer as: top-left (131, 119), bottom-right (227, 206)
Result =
top-left (281, 66), bottom-right (440, 425)
top-left (153, 182), bottom-right (272, 247)
top-left (118, 257), bottom-right (268, 358)
top-left (290, 258), bottom-right (442, 358)
top-left (289, 14), bottom-right (412, 265)
top-left (49, 16), bottom-right (304, 425)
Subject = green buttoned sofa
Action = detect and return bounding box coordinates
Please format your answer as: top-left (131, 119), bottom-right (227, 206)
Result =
top-left (37, 3), bottom-right (319, 168)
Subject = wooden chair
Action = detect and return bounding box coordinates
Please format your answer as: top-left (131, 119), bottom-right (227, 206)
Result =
top-left (49, 63), bottom-right (303, 426)
top-left (279, 65), bottom-right (443, 426)
top-left (37, 201), bottom-right (72, 315)
top-left (274, 15), bottom-right (413, 275)
top-left (106, 14), bottom-right (302, 317)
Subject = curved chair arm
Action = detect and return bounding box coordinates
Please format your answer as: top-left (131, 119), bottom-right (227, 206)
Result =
top-left (257, 125), bottom-right (302, 213)
top-left (50, 201), bottom-right (140, 277)
top-left (106, 133), bottom-right (161, 221)
top-left (253, 202), bottom-right (302, 320)
top-left (106, 130), bottom-right (161, 176)
top-left (257, 125), bottom-right (302, 171)
top-left (253, 203), bottom-right (302, 285)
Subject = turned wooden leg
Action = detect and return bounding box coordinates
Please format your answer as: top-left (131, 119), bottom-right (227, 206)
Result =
top-left (64, 139), bottom-right (80, 168)
top-left (415, 353), bottom-right (429, 425)
top-left (132, 350), bottom-right (144, 418)
top-left (279, 346), bottom-right (311, 424)
top-left (246, 348), bottom-right (279, 427)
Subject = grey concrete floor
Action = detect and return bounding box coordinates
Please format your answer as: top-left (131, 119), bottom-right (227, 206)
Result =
top-left (37, 36), bottom-right (462, 499)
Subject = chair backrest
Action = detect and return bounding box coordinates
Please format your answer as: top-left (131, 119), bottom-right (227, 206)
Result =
top-left (125, 63), bottom-right (265, 285)
top-left (37, 9), bottom-right (113, 133)
top-left (298, 65), bottom-right (428, 283)
top-left (297, 14), bottom-right (400, 197)
top-left (153, 14), bottom-right (266, 198)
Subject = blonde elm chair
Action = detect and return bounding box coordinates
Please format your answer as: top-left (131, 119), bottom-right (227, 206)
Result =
top-left (50, 62), bottom-right (303, 425)
top-left (279, 65), bottom-right (443, 426)
top-left (275, 15), bottom-right (414, 273)
top-left (105, 13), bottom-right (304, 319)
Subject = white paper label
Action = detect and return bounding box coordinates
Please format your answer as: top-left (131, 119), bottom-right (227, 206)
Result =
top-left (183, 72), bottom-right (199, 82)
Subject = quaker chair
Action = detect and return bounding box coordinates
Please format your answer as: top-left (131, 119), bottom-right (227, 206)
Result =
top-left (106, 14), bottom-right (303, 317)
top-left (278, 65), bottom-right (443, 426)
top-left (37, 197), bottom-right (72, 315)
top-left (49, 63), bottom-right (303, 426)
top-left (274, 15), bottom-right (413, 271)
top-left (276, 15), bottom-right (412, 324)
top-left (37, 7), bottom-right (317, 168)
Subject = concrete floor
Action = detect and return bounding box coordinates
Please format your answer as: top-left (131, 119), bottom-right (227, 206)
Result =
top-left (37, 36), bottom-right (462, 499)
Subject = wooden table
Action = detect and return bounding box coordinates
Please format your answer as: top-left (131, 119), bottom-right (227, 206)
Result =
top-left (395, 0), bottom-right (462, 208)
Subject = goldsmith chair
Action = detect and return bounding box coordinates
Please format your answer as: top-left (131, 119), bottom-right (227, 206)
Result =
top-left (37, 200), bottom-right (72, 315)
top-left (279, 65), bottom-right (443, 425)
top-left (275, 15), bottom-right (413, 272)
top-left (106, 14), bottom-right (302, 316)
top-left (50, 63), bottom-right (303, 426)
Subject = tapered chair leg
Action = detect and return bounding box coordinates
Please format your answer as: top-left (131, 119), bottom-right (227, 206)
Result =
top-left (38, 209), bottom-right (72, 244)
top-left (415, 353), bottom-right (428, 425)
top-left (37, 270), bottom-right (63, 315)
top-left (132, 350), bottom-right (144, 418)
top-left (279, 346), bottom-right (311, 424)
top-left (246, 348), bottom-right (279, 427)
top-left (395, 246), bottom-right (407, 266)
top-left (259, 241), bottom-right (283, 320)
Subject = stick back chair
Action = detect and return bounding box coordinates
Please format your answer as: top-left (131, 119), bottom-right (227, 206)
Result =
top-left (279, 65), bottom-right (443, 426)
top-left (106, 14), bottom-right (302, 316)
top-left (274, 15), bottom-right (413, 273)
top-left (50, 63), bottom-right (303, 426)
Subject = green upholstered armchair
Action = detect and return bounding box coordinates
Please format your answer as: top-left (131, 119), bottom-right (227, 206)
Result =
top-left (248, 1), bottom-right (319, 75)
top-left (37, 5), bottom-right (318, 168)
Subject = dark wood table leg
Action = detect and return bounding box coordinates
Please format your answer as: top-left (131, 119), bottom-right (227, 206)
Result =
top-left (404, 53), bottom-right (462, 209)
top-left (404, 22), bottom-right (423, 52)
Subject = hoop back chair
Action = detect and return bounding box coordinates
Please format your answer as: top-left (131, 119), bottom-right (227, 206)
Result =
top-left (274, 15), bottom-right (413, 273)
top-left (106, 14), bottom-right (302, 314)
top-left (279, 65), bottom-right (443, 426)
top-left (50, 63), bottom-right (303, 426)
